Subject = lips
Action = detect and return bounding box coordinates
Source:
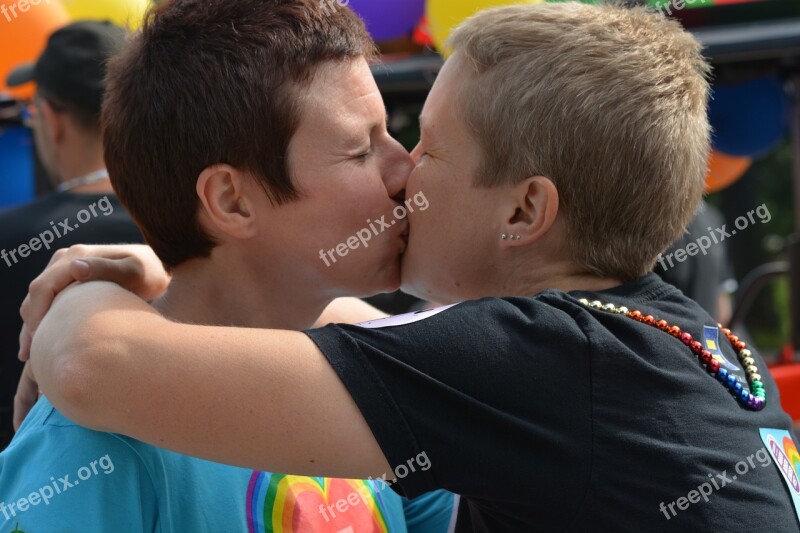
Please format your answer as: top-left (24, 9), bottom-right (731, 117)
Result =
top-left (400, 222), bottom-right (409, 246)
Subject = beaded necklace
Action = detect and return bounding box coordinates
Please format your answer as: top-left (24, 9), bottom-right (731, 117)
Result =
top-left (578, 298), bottom-right (766, 411)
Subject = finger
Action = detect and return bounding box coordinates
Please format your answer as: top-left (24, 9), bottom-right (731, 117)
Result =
top-left (13, 362), bottom-right (39, 431)
top-left (23, 245), bottom-right (110, 334)
top-left (25, 267), bottom-right (66, 336)
top-left (72, 256), bottom-right (168, 301)
top-left (70, 255), bottom-right (143, 287)
top-left (45, 244), bottom-right (134, 270)
top-left (18, 294), bottom-right (31, 361)
top-left (18, 322), bottom-right (32, 362)
top-left (45, 246), bottom-right (69, 268)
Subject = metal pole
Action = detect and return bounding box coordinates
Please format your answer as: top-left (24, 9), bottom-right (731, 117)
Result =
top-left (789, 76), bottom-right (800, 357)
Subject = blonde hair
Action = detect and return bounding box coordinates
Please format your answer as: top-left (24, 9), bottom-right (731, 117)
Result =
top-left (448, 2), bottom-right (711, 280)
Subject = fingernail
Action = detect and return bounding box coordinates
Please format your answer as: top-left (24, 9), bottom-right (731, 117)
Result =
top-left (72, 260), bottom-right (91, 279)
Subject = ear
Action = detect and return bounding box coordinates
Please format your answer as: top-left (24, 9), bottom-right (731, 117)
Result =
top-left (502, 176), bottom-right (559, 247)
top-left (195, 165), bottom-right (258, 240)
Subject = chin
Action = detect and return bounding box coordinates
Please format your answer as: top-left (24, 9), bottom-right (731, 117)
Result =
top-left (399, 250), bottom-right (420, 290)
top-left (399, 264), bottom-right (430, 301)
top-left (400, 256), bottom-right (454, 303)
top-left (343, 260), bottom-right (402, 298)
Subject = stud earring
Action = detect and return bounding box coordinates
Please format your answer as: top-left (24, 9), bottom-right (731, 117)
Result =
top-left (501, 234), bottom-right (507, 240)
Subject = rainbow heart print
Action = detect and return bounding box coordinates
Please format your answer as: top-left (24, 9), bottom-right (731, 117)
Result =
top-left (246, 472), bottom-right (393, 533)
top-left (760, 428), bottom-right (800, 525)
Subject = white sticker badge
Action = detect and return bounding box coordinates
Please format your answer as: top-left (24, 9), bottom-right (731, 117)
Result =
top-left (356, 304), bottom-right (459, 330)
top-left (760, 427), bottom-right (800, 525)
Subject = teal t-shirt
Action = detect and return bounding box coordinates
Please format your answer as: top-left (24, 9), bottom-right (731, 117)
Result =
top-left (0, 398), bottom-right (454, 532)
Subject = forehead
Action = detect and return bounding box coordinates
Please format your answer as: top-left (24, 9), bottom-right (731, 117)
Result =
top-left (420, 54), bottom-right (472, 138)
top-left (298, 59), bottom-right (385, 142)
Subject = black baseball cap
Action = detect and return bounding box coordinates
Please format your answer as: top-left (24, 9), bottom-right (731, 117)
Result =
top-left (6, 20), bottom-right (126, 113)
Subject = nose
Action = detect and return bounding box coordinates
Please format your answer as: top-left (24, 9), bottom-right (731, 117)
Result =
top-left (384, 137), bottom-right (414, 202)
top-left (410, 141), bottom-right (423, 165)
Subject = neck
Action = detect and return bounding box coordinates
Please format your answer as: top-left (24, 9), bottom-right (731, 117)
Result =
top-left (151, 254), bottom-right (330, 331)
top-left (504, 256), bottom-right (624, 297)
top-left (57, 135), bottom-right (112, 194)
top-left (499, 221), bottom-right (625, 298)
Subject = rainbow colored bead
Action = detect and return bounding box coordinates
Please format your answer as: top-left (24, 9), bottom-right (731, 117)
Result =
top-left (578, 299), bottom-right (766, 411)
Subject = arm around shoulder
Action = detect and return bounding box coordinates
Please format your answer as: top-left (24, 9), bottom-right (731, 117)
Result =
top-left (30, 281), bottom-right (391, 478)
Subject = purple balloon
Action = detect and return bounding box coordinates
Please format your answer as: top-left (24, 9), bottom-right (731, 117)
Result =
top-left (345, 0), bottom-right (425, 42)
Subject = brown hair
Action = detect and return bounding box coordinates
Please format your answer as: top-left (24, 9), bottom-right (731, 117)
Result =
top-left (103, 0), bottom-right (376, 268)
top-left (449, 2), bottom-right (711, 280)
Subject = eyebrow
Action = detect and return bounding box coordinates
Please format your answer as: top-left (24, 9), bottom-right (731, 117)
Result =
top-left (339, 105), bottom-right (391, 150)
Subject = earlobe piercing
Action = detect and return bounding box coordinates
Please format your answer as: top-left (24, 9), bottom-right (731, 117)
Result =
top-left (500, 234), bottom-right (521, 240)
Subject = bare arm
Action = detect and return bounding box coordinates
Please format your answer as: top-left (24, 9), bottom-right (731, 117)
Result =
top-left (31, 282), bottom-right (391, 479)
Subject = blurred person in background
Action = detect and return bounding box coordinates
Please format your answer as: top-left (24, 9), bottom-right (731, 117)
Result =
top-left (0, 20), bottom-right (143, 450)
top-left (654, 200), bottom-right (737, 324)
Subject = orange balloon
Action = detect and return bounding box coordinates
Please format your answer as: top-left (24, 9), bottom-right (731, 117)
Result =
top-left (706, 150), bottom-right (752, 194)
top-left (0, 0), bottom-right (70, 100)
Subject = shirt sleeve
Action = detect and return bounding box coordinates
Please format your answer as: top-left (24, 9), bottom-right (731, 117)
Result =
top-left (0, 422), bottom-right (159, 531)
top-left (305, 297), bottom-right (593, 501)
top-left (402, 490), bottom-right (457, 533)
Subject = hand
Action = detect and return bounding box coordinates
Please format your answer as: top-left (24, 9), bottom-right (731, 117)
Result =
top-left (18, 244), bottom-right (169, 362)
top-left (14, 361), bottom-right (40, 431)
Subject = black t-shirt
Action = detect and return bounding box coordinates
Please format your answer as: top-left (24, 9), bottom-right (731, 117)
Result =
top-left (0, 191), bottom-right (142, 450)
top-left (306, 274), bottom-right (800, 532)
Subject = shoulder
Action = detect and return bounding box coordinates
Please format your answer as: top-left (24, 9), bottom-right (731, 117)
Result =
top-left (0, 192), bottom-right (65, 220)
top-left (337, 294), bottom-right (587, 339)
top-left (306, 295), bottom-right (592, 385)
top-left (0, 400), bottom-right (161, 530)
top-left (0, 196), bottom-right (55, 241)
top-left (4, 397), bottom-right (155, 477)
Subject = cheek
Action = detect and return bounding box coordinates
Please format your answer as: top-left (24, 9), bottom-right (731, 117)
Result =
top-left (314, 185), bottom-right (391, 242)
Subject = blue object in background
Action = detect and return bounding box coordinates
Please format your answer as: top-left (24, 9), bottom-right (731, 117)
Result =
top-left (347, 0), bottom-right (425, 42)
top-left (0, 125), bottom-right (34, 209)
top-left (709, 75), bottom-right (792, 158)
